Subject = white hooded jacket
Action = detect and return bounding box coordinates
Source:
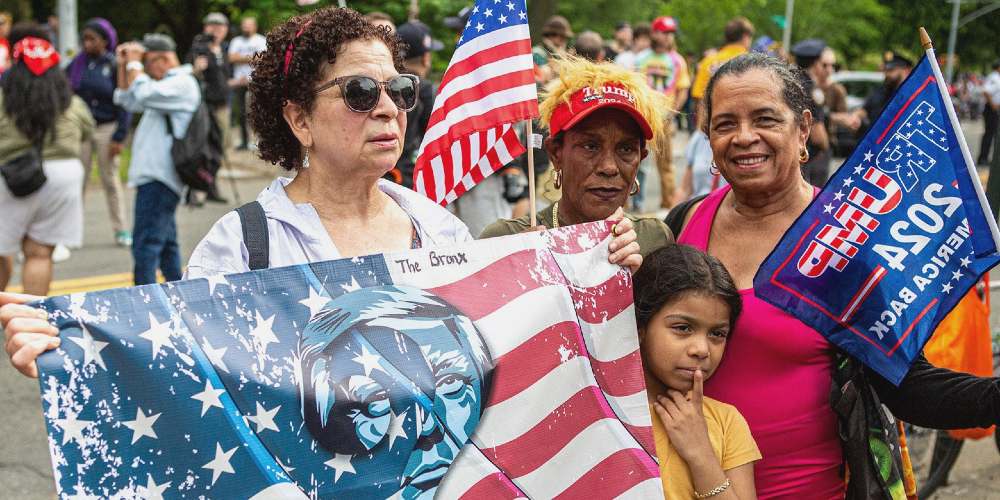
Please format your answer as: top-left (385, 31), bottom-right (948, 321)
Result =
top-left (185, 177), bottom-right (473, 279)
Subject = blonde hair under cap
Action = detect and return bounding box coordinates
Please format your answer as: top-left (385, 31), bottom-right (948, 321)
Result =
top-left (539, 54), bottom-right (672, 155)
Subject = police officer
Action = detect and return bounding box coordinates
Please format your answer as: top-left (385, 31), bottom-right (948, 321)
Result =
top-left (791, 39), bottom-right (832, 187)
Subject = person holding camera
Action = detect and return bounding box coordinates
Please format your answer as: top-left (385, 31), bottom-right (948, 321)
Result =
top-left (191, 13), bottom-right (232, 158)
top-left (112, 34), bottom-right (200, 285)
top-left (187, 13), bottom-right (231, 204)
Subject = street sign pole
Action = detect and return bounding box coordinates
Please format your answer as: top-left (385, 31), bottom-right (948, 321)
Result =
top-left (946, 0), bottom-right (960, 85)
top-left (781, 0), bottom-right (794, 52)
top-left (57, 0), bottom-right (78, 66)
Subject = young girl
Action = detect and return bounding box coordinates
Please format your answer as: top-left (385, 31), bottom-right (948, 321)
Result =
top-left (633, 244), bottom-right (760, 499)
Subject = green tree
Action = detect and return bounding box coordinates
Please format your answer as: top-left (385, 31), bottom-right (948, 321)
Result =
top-left (876, 0), bottom-right (1000, 74)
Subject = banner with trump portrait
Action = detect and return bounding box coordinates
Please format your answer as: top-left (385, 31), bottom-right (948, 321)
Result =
top-left (755, 53), bottom-right (1000, 385)
top-left (34, 222), bottom-right (661, 499)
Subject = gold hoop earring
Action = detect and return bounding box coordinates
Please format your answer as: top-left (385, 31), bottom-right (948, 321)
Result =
top-left (553, 169), bottom-right (562, 189)
top-left (710, 161), bottom-right (720, 176)
top-left (799, 147), bottom-right (810, 164)
top-left (630, 176), bottom-right (640, 196)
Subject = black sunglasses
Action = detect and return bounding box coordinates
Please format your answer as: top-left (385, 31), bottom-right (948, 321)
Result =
top-left (312, 74), bottom-right (420, 113)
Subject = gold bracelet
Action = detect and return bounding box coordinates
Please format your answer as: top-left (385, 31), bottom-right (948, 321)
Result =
top-left (694, 477), bottom-right (731, 499)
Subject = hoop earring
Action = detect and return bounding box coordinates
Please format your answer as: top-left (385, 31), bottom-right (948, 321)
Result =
top-left (799, 147), bottom-right (810, 164)
top-left (630, 176), bottom-right (640, 196)
top-left (302, 147), bottom-right (310, 169)
top-left (709, 161), bottom-right (720, 176)
top-left (553, 169), bottom-right (562, 189)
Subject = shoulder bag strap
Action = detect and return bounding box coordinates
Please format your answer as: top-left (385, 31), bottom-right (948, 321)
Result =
top-left (664, 193), bottom-right (709, 237)
top-left (235, 201), bottom-right (269, 271)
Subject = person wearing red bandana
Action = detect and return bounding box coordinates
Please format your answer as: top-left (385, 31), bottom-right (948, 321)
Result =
top-left (481, 55), bottom-right (673, 260)
top-left (0, 34), bottom-right (94, 295)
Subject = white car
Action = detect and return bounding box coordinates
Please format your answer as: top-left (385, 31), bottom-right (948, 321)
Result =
top-left (831, 71), bottom-right (884, 111)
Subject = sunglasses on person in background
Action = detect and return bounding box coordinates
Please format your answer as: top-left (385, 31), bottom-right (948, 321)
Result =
top-left (312, 74), bottom-right (420, 113)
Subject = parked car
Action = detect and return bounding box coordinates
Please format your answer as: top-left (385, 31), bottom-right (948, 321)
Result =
top-left (831, 70), bottom-right (883, 110)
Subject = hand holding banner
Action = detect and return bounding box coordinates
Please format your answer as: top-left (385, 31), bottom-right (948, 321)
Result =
top-left (35, 223), bottom-right (661, 499)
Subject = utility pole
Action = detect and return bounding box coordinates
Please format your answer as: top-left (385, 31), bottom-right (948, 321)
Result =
top-left (781, 0), bottom-right (795, 53)
top-left (56, 0), bottom-right (78, 65)
top-left (946, 0), bottom-right (961, 85)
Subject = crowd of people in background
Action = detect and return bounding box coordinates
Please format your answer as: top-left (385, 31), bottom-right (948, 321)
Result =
top-left (0, 7), bottom-right (997, 294)
top-left (1, 5), bottom-right (1000, 500)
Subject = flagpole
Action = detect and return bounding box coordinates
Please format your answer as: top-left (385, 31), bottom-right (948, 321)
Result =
top-left (526, 119), bottom-right (538, 227)
top-left (919, 27), bottom-right (1000, 248)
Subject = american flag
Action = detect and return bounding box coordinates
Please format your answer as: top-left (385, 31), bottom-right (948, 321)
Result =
top-left (36, 222), bottom-right (661, 498)
top-left (413, 0), bottom-right (538, 206)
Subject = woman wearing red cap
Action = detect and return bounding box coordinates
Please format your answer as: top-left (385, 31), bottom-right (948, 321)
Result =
top-left (481, 55), bottom-right (673, 257)
top-left (0, 30), bottom-right (94, 295)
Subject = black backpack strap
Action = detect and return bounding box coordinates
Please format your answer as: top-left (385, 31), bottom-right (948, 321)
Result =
top-left (163, 111), bottom-right (174, 138)
top-left (235, 201), bottom-right (269, 271)
top-left (664, 193), bottom-right (709, 237)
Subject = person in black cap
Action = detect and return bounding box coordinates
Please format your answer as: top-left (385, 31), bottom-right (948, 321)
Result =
top-left (791, 38), bottom-right (831, 186)
top-left (853, 52), bottom-right (913, 134)
top-left (391, 21), bottom-right (441, 189)
top-left (113, 33), bottom-right (202, 285)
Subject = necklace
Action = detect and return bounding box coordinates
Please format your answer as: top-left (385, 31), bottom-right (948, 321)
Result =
top-left (552, 201), bottom-right (559, 228)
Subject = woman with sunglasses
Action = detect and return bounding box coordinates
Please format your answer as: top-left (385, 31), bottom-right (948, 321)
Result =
top-left (182, 6), bottom-right (637, 278)
top-left (2, 7), bottom-right (641, 378)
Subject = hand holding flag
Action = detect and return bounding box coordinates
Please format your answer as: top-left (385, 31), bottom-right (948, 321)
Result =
top-left (755, 36), bottom-right (1000, 385)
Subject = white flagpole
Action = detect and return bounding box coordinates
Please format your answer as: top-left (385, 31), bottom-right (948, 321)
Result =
top-left (920, 27), bottom-right (1000, 249)
top-left (526, 119), bottom-right (537, 227)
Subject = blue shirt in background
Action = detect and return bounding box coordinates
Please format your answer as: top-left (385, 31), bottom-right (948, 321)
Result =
top-left (114, 65), bottom-right (200, 196)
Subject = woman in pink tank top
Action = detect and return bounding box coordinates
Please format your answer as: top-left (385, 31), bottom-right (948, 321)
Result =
top-left (682, 51), bottom-right (1000, 500)
top-left (679, 185), bottom-right (843, 498)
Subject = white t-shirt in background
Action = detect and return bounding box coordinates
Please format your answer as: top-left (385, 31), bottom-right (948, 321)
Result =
top-left (228, 33), bottom-right (267, 82)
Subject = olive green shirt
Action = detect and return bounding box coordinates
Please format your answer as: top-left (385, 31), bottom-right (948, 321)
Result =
top-left (0, 92), bottom-right (95, 164)
top-left (479, 204), bottom-right (674, 257)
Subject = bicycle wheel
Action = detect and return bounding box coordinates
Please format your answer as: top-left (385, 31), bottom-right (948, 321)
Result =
top-left (905, 425), bottom-right (965, 498)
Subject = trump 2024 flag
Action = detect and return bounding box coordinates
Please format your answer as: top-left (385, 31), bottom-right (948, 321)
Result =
top-left (35, 222), bottom-right (661, 499)
top-left (754, 53), bottom-right (1000, 385)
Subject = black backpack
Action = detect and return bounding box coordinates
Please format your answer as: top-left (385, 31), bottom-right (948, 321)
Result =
top-left (164, 102), bottom-right (223, 193)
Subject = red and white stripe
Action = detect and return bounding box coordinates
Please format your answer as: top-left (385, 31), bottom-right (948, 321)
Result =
top-left (402, 223), bottom-right (660, 498)
top-left (847, 167), bottom-right (902, 215)
top-left (414, 24), bottom-right (538, 205)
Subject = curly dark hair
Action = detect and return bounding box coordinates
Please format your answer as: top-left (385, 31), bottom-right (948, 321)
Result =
top-left (703, 52), bottom-right (809, 136)
top-left (249, 7), bottom-right (406, 171)
top-left (632, 244), bottom-right (742, 334)
top-left (2, 36), bottom-right (72, 145)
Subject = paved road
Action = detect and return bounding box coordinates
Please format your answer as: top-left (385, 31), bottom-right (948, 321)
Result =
top-left (0, 157), bottom-right (277, 498)
top-left (2, 122), bottom-right (999, 497)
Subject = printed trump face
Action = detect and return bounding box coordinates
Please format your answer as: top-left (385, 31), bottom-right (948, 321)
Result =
top-left (298, 286), bottom-right (493, 498)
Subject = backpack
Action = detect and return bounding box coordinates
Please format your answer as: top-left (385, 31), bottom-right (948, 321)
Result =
top-left (165, 102), bottom-right (223, 193)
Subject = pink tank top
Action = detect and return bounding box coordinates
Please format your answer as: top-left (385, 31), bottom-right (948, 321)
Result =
top-left (678, 186), bottom-right (845, 499)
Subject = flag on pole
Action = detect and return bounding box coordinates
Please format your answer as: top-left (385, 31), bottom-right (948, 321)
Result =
top-left (36, 223), bottom-right (661, 498)
top-left (754, 52), bottom-right (1000, 385)
top-left (413, 0), bottom-right (538, 206)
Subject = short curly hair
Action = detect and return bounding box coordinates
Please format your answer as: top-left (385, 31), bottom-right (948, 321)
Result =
top-left (249, 7), bottom-right (406, 170)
